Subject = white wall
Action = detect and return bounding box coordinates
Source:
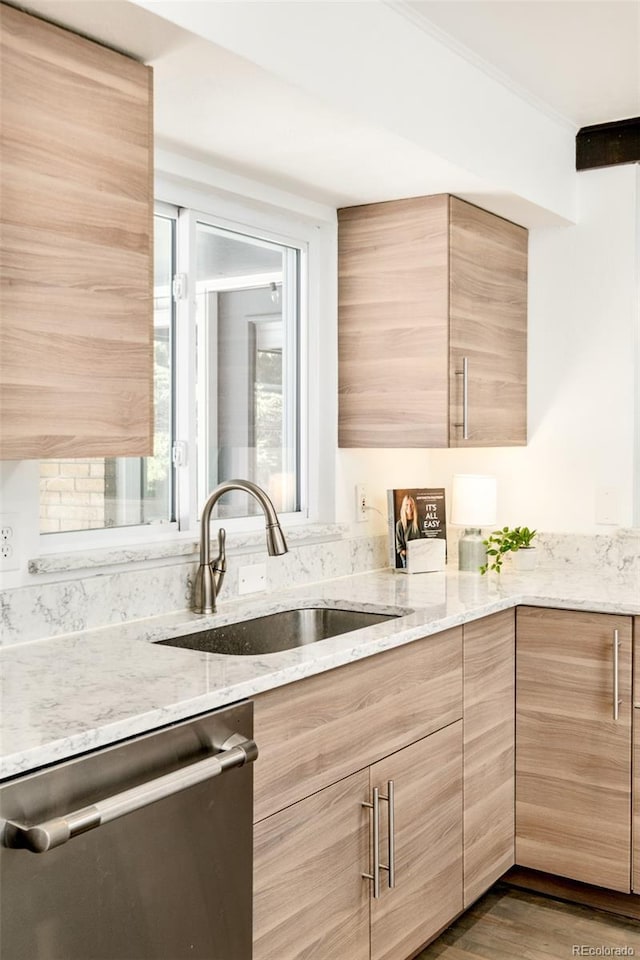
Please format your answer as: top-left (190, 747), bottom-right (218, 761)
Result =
top-left (4, 165), bottom-right (636, 593)
top-left (133, 0), bottom-right (576, 227)
top-left (336, 165), bottom-right (639, 535)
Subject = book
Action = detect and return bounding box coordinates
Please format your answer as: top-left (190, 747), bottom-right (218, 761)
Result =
top-left (387, 488), bottom-right (447, 573)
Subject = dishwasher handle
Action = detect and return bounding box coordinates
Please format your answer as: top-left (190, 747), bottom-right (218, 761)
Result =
top-left (1, 736), bottom-right (258, 854)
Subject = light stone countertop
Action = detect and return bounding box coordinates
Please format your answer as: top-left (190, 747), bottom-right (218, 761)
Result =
top-left (1, 564), bottom-right (638, 781)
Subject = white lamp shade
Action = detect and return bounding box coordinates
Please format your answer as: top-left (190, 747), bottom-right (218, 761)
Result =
top-left (450, 475), bottom-right (497, 527)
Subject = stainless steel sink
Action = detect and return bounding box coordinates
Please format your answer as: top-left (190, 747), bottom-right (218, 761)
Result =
top-left (156, 607), bottom-right (400, 656)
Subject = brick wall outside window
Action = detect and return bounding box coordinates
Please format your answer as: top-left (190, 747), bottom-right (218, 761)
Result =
top-left (40, 459), bottom-right (106, 533)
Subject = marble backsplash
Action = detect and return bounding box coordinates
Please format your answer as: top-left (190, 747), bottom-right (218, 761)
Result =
top-left (1, 527), bottom-right (637, 647)
top-left (446, 526), bottom-right (640, 576)
top-left (0, 532), bottom-right (389, 647)
top-left (535, 528), bottom-right (640, 575)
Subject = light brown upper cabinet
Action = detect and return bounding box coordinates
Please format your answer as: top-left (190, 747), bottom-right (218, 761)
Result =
top-left (0, 4), bottom-right (154, 460)
top-left (338, 195), bottom-right (528, 447)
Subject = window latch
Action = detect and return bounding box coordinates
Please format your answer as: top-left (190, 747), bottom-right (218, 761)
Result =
top-left (172, 441), bottom-right (188, 468)
top-left (172, 273), bottom-right (187, 302)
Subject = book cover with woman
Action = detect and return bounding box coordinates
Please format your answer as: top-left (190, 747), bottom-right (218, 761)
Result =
top-left (394, 493), bottom-right (423, 568)
top-left (387, 488), bottom-right (447, 571)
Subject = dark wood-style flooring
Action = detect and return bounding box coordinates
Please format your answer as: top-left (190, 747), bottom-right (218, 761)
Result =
top-left (416, 885), bottom-right (640, 959)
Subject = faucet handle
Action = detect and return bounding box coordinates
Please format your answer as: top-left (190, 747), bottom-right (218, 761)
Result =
top-left (214, 527), bottom-right (227, 571)
top-left (212, 528), bottom-right (226, 595)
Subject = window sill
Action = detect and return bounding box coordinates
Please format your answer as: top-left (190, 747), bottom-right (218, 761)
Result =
top-left (28, 523), bottom-right (350, 576)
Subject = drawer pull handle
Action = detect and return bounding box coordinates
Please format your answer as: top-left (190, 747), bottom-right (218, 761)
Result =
top-left (363, 780), bottom-right (396, 897)
top-left (380, 779), bottom-right (396, 888)
top-left (362, 787), bottom-right (381, 898)
top-left (613, 629), bottom-right (622, 721)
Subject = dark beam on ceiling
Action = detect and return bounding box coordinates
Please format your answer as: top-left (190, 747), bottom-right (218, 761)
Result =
top-left (576, 117), bottom-right (640, 171)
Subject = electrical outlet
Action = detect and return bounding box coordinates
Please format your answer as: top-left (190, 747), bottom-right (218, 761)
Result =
top-left (355, 484), bottom-right (369, 522)
top-left (238, 563), bottom-right (267, 595)
top-left (0, 514), bottom-right (19, 572)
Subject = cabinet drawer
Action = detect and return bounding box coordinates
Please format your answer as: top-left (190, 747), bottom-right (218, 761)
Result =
top-left (253, 627), bottom-right (462, 822)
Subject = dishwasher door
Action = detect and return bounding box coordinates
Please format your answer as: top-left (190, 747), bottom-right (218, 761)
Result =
top-left (0, 701), bottom-right (255, 960)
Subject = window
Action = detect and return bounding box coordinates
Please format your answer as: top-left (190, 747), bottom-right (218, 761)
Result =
top-left (39, 200), bottom-right (306, 540)
top-left (195, 220), bottom-right (300, 518)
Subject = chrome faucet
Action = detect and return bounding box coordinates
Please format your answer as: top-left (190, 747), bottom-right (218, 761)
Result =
top-left (193, 479), bottom-right (288, 614)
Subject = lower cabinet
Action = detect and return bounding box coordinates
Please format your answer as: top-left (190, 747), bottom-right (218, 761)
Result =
top-left (369, 723), bottom-right (463, 960)
top-left (253, 770), bottom-right (370, 960)
top-left (253, 628), bottom-right (462, 823)
top-left (252, 602), bottom-right (637, 959)
top-left (254, 721), bottom-right (463, 960)
top-left (516, 607), bottom-right (633, 892)
top-left (462, 610), bottom-right (515, 907)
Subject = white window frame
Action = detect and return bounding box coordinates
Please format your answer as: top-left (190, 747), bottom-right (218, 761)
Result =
top-left (187, 210), bottom-right (303, 531)
top-left (35, 178), bottom-right (336, 554)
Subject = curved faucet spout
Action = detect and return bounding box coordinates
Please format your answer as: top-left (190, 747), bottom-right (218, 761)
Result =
top-left (193, 479), bottom-right (288, 615)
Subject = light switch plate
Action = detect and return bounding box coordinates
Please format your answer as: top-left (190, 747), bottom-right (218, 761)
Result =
top-left (238, 563), bottom-right (267, 595)
top-left (595, 486), bottom-right (620, 525)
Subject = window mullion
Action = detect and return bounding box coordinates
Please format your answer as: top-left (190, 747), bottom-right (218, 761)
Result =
top-left (282, 247), bottom-right (299, 510)
top-left (174, 208), bottom-right (199, 531)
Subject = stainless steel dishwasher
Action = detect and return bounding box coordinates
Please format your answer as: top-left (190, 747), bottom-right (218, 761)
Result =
top-left (0, 701), bottom-right (256, 960)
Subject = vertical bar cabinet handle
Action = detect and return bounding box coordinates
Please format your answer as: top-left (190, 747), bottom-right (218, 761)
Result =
top-left (454, 357), bottom-right (469, 440)
top-left (613, 629), bottom-right (621, 721)
top-left (362, 787), bottom-right (381, 899)
top-left (386, 779), bottom-right (396, 888)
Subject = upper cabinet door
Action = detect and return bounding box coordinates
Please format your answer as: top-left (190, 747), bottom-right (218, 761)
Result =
top-left (449, 197), bottom-right (528, 447)
top-left (0, 4), bottom-right (153, 460)
top-left (338, 194), bottom-right (528, 448)
top-left (338, 195), bottom-right (450, 448)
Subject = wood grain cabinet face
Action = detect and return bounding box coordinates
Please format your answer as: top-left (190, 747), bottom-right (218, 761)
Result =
top-left (370, 722), bottom-right (463, 960)
top-left (516, 607), bottom-right (633, 893)
top-left (337, 194), bottom-right (527, 448)
top-left (449, 198), bottom-right (527, 447)
top-left (253, 627), bottom-right (462, 822)
top-left (252, 633), bottom-right (464, 960)
top-left (253, 725), bottom-right (463, 960)
top-left (463, 609), bottom-right (515, 907)
top-left (0, 4), bottom-right (153, 459)
top-left (253, 770), bottom-right (371, 960)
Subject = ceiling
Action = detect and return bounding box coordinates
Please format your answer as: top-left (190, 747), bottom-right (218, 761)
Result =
top-left (9, 0), bottom-right (640, 219)
top-left (405, 1), bottom-right (640, 127)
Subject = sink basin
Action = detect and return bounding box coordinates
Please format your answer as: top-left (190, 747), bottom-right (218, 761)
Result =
top-left (156, 606), bottom-right (400, 656)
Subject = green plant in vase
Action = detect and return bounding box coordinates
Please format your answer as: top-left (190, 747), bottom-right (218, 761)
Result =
top-left (479, 526), bottom-right (537, 574)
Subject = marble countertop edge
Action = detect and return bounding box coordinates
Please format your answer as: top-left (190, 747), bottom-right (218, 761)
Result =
top-left (1, 565), bottom-right (638, 781)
